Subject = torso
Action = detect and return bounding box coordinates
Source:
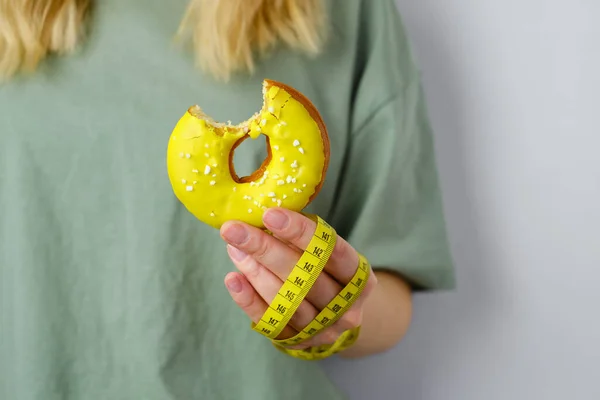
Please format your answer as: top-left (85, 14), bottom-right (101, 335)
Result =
top-left (0, 0), bottom-right (361, 398)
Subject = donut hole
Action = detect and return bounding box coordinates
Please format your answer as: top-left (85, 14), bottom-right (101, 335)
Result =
top-left (230, 133), bottom-right (271, 182)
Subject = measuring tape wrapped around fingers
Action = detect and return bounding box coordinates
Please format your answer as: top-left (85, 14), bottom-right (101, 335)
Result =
top-left (251, 214), bottom-right (372, 360)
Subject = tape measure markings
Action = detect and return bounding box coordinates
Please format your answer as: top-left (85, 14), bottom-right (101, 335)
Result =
top-left (252, 215), bottom-right (336, 339)
top-left (252, 214), bottom-right (372, 360)
top-left (272, 253), bottom-right (370, 347)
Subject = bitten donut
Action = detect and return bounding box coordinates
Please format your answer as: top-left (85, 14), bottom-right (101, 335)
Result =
top-left (166, 79), bottom-right (330, 229)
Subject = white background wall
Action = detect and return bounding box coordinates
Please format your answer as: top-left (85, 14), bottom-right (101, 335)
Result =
top-left (324, 1), bottom-right (600, 399)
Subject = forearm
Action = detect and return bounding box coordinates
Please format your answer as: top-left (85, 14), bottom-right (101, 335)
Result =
top-left (339, 270), bottom-right (413, 358)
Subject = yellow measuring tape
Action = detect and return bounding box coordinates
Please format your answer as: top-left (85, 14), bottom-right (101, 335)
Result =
top-left (251, 214), bottom-right (371, 360)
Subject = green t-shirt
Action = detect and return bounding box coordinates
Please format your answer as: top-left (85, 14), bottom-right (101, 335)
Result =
top-left (0, 0), bottom-right (454, 399)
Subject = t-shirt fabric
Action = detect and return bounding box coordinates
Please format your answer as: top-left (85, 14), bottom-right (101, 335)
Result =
top-left (0, 0), bottom-right (454, 399)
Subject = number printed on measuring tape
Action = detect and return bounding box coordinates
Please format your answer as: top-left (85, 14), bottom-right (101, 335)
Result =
top-left (252, 214), bottom-right (336, 339)
top-left (251, 214), bottom-right (372, 360)
top-left (272, 253), bottom-right (370, 348)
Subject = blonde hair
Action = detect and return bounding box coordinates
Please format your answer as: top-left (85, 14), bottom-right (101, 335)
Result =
top-left (0, 0), bottom-right (327, 82)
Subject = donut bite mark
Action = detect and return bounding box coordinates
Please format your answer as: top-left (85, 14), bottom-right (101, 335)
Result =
top-left (166, 79), bottom-right (330, 229)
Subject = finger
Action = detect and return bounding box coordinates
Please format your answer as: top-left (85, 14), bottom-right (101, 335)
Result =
top-left (224, 271), bottom-right (298, 339)
top-left (262, 208), bottom-right (364, 284)
top-left (261, 209), bottom-right (378, 333)
top-left (331, 303), bottom-right (364, 332)
top-left (226, 244), bottom-right (320, 334)
top-left (221, 221), bottom-right (344, 311)
top-left (221, 220), bottom-right (299, 275)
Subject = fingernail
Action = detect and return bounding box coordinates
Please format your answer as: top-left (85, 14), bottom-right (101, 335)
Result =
top-left (227, 244), bottom-right (248, 261)
top-left (222, 223), bottom-right (248, 245)
top-left (226, 276), bottom-right (242, 293)
top-left (263, 209), bottom-right (289, 230)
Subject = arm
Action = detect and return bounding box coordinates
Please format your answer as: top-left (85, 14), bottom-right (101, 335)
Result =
top-left (220, 207), bottom-right (416, 359)
top-left (221, 3), bottom-right (453, 360)
top-left (339, 270), bottom-right (412, 358)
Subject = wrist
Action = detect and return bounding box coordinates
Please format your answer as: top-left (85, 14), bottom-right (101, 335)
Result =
top-left (339, 270), bottom-right (413, 358)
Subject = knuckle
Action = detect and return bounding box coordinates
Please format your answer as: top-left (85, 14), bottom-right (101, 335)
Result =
top-left (320, 329), bottom-right (341, 344)
top-left (340, 308), bottom-right (363, 329)
top-left (245, 231), bottom-right (269, 260)
top-left (331, 241), bottom-right (345, 260)
top-left (249, 235), bottom-right (270, 262)
top-left (292, 217), bottom-right (310, 241)
top-left (236, 291), bottom-right (255, 310)
top-left (241, 257), bottom-right (262, 279)
top-left (332, 238), bottom-right (354, 262)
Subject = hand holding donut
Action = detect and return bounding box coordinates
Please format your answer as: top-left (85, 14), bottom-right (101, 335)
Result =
top-left (220, 207), bottom-right (378, 350)
top-left (165, 79), bottom-right (376, 354)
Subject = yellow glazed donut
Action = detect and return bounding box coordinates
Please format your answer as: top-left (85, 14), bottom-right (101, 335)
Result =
top-left (166, 79), bottom-right (330, 229)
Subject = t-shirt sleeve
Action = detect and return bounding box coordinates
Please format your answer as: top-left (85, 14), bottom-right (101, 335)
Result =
top-left (328, 0), bottom-right (455, 291)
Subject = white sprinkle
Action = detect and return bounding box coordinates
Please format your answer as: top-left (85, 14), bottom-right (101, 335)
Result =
top-left (233, 187), bottom-right (237, 191)
top-left (204, 153), bottom-right (210, 158)
top-left (250, 182), bottom-right (256, 186)
top-left (192, 169), bottom-right (199, 173)
top-left (262, 206), bottom-right (268, 210)
top-left (210, 212), bottom-right (215, 217)
top-left (283, 194), bottom-right (287, 199)
top-left (261, 119), bottom-right (267, 126)
top-left (268, 106), bottom-right (274, 113)
top-left (193, 181), bottom-right (197, 184)
top-left (271, 198), bottom-right (277, 203)
top-left (179, 152), bottom-right (184, 158)
top-left (243, 195), bottom-right (252, 200)
top-left (212, 174), bottom-right (216, 177)
top-left (277, 200), bottom-right (282, 206)
top-left (293, 139), bottom-right (300, 147)
top-left (286, 175), bottom-right (293, 183)
top-left (273, 145), bottom-right (280, 151)
top-left (243, 126), bottom-right (249, 133)
top-left (181, 179), bottom-right (187, 184)
top-left (298, 147), bottom-right (305, 154)
top-left (280, 121), bottom-right (287, 126)
top-left (277, 180), bottom-right (285, 186)
top-left (209, 180), bottom-right (216, 186)
top-left (213, 164), bottom-right (218, 167)
top-left (280, 157), bottom-right (285, 162)
top-left (204, 165), bottom-right (211, 175)
top-left (291, 160), bottom-right (298, 168)
top-left (185, 153), bottom-right (191, 158)
top-left (248, 209), bottom-right (253, 213)
top-left (293, 188), bottom-right (299, 193)
top-left (205, 144), bottom-right (209, 148)
top-left (264, 171), bottom-right (269, 175)
top-left (186, 186), bottom-right (194, 192)
top-left (267, 192), bottom-right (276, 197)
top-left (254, 201), bottom-right (260, 206)
top-left (273, 174), bottom-right (280, 179)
